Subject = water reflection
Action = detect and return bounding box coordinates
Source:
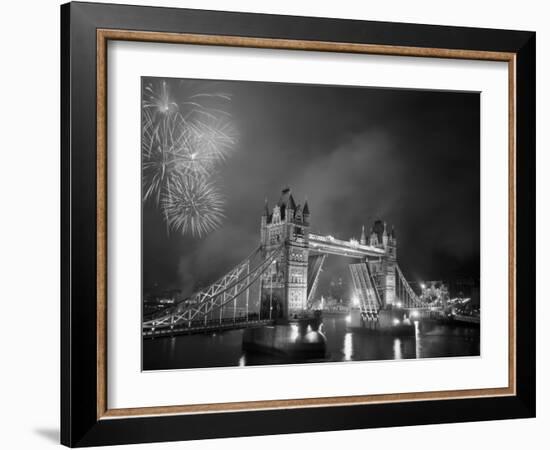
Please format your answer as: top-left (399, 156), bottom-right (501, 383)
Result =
top-left (393, 338), bottom-right (402, 359)
top-left (143, 316), bottom-right (480, 370)
top-left (289, 324), bottom-right (299, 342)
top-left (343, 333), bottom-right (353, 361)
top-left (169, 336), bottom-right (176, 360)
top-left (414, 321), bottom-right (421, 358)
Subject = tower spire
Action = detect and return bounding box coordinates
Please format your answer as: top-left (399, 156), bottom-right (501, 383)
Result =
top-left (360, 225), bottom-right (366, 245)
top-left (303, 200), bottom-right (310, 216)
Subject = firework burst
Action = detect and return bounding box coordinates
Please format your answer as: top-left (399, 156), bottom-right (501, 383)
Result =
top-left (142, 79), bottom-right (237, 237)
top-left (186, 110), bottom-right (237, 162)
top-left (142, 111), bottom-right (236, 202)
top-left (161, 175), bottom-right (225, 238)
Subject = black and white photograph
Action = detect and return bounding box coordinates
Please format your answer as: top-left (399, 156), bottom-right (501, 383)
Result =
top-left (0, 0), bottom-right (542, 447)
top-left (141, 77), bottom-right (481, 370)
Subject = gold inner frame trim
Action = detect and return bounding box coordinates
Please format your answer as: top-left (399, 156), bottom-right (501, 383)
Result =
top-left (96, 28), bottom-right (517, 420)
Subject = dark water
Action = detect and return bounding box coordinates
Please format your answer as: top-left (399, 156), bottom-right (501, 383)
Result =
top-left (143, 316), bottom-right (480, 371)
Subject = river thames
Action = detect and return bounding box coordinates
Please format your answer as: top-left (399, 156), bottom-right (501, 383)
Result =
top-left (143, 315), bottom-right (480, 371)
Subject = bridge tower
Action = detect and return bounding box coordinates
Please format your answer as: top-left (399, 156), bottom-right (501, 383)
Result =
top-left (260, 187), bottom-right (310, 320)
top-left (367, 221), bottom-right (397, 306)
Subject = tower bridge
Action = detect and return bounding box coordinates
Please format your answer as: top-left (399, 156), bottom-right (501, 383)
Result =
top-left (143, 187), bottom-right (432, 337)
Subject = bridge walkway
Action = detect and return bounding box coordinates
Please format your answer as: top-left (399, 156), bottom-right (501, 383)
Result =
top-left (143, 318), bottom-right (275, 339)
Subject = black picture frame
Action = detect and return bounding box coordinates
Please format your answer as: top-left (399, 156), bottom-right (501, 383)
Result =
top-left (61, 1), bottom-right (535, 447)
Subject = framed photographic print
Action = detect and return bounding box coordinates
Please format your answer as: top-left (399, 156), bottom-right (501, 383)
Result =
top-left (61, 1), bottom-right (536, 447)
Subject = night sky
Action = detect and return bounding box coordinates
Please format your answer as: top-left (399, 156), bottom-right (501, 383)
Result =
top-left (143, 78), bottom-right (480, 298)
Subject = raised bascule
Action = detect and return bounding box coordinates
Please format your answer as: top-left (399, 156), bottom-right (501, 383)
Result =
top-left (143, 187), bottom-right (430, 337)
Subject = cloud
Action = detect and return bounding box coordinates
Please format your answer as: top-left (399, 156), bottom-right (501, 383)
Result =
top-left (144, 78), bottom-right (480, 295)
top-left (291, 130), bottom-right (405, 236)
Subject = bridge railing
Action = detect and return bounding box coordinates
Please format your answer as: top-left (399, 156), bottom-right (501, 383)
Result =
top-left (143, 317), bottom-right (275, 338)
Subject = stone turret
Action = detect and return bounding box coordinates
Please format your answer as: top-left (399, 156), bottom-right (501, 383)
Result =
top-left (286, 194), bottom-right (297, 222)
top-left (360, 225), bottom-right (366, 245)
top-left (302, 200), bottom-right (310, 225)
top-left (260, 198), bottom-right (269, 243)
top-left (369, 227), bottom-right (379, 246)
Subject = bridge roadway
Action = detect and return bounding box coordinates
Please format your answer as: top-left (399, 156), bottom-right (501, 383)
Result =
top-left (143, 306), bottom-right (449, 339)
top-left (143, 317), bottom-right (275, 339)
top-left (308, 233), bottom-right (386, 258)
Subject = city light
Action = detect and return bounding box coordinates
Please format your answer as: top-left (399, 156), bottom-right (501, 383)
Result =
top-left (352, 296), bottom-right (359, 307)
top-left (396, 301), bottom-right (403, 308)
top-left (346, 315), bottom-right (352, 323)
top-left (420, 283), bottom-right (426, 289)
top-left (411, 310), bottom-right (419, 318)
top-left (392, 318), bottom-right (401, 326)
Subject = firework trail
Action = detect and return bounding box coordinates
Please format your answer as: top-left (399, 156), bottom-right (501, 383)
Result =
top-left (143, 80), bottom-right (178, 116)
top-left (161, 175), bottom-right (225, 238)
top-left (142, 79), bottom-right (237, 236)
top-left (142, 109), bottom-right (186, 204)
